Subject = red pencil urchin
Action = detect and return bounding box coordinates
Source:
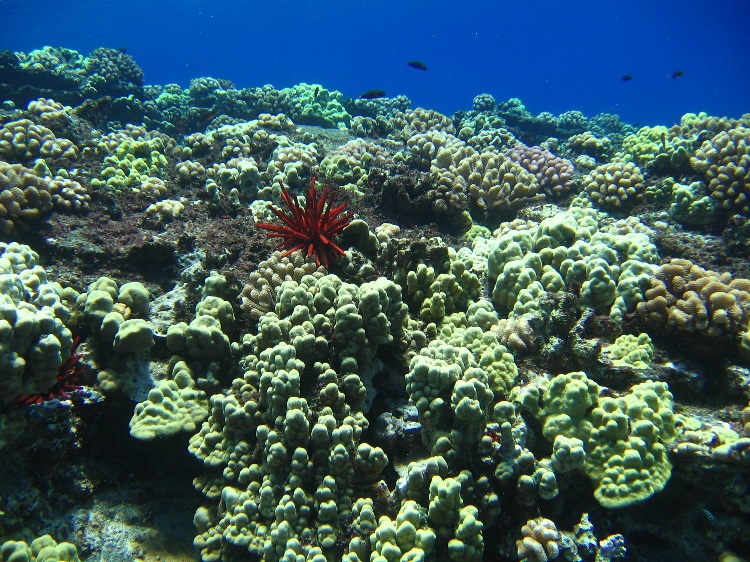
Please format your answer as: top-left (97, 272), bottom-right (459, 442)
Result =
top-left (256, 177), bottom-right (353, 269)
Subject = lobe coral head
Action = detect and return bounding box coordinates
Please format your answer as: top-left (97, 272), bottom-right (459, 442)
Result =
top-left (256, 177), bottom-right (354, 269)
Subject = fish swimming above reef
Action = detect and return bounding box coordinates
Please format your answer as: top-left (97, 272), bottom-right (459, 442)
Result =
top-left (621, 74), bottom-right (633, 81)
top-left (671, 69), bottom-right (684, 79)
top-left (359, 89), bottom-right (387, 99)
top-left (407, 60), bottom-right (427, 71)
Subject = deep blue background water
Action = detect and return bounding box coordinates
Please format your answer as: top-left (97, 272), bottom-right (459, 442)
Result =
top-left (2, 0), bottom-right (748, 126)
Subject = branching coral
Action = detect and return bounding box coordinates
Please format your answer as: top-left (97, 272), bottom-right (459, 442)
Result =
top-left (566, 131), bottom-right (612, 160)
top-left (517, 517), bottom-right (560, 562)
top-left (514, 372), bottom-right (676, 509)
top-left (390, 107), bottom-right (456, 141)
top-left (318, 139), bottom-right (389, 192)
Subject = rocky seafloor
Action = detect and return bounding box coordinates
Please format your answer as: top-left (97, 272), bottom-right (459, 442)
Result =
top-left (0, 46), bottom-right (749, 562)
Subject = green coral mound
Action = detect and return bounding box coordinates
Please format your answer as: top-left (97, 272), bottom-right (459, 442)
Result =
top-left (0, 535), bottom-right (80, 562)
top-left (406, 302), bottom-right (517, 463)
top-left (283, 83), bottom-right (351, 129)
top-left (669, 180), bottom-right (719, 225)
top-left (129, 359), bottom-right (209, 440)
top-left (482, 206), bottom-right (658, 323)
top-left (366, 500), bottom-right (437, 561)
top-left (515, 371), bottom-right (676, 509)
top-left (318, 139), bottom-right (388, 193)
top-left (190, 273), bottom-right (410, 561)
top-left (403, 254), bottom-right (482, 326)
top-left (251, 274), bottom-right (408, 373)
top-left (620, 125), bottom-right (692, 172)
top-left (91, 136), bottom-right (170, 192)
top-left (0, 242), bottom-right (73, 404)
top-left (588, 380), bottom-right (675, 508)
top-left (601, 333), bottom-right (655, 368)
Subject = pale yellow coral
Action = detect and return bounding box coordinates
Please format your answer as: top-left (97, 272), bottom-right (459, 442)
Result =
top-left (239, 251), bottom-right (325, 320)
top-left (390, 107), bottom-right (456, 140)
top-left (517, 518), bottom-right (560, 562)
top-left (583, 161), bottom-right (645, 211)
top-left (0, 118), bottom-right (77, 161)
top-left (27, 97), bottom-right (72, 130)
top-left (690, 126), bottom-right (750, 214)
top-left (0, 162), bottom-right (54, 233)
top-left (638, 258), bottom-right (750, 337)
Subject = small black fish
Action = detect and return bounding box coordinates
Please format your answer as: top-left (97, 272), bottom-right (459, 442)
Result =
top-left (313, 86), bottom-right (320, 99)
top-left (671, 70), bottom-right (684, 79)
top-left (197, 108), bottom-right (218, 126)
top-left (621, 74), bottom-right (633, 81)
top-left (359, 89), bottom-right (386, 99)
top-left (407, 61), bottom-right (427, 71)
top-left (114, 46), bottom-right (127, 54)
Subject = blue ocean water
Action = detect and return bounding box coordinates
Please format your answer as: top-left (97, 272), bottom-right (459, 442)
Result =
top-left (2, 0), bottom-right (748, 125)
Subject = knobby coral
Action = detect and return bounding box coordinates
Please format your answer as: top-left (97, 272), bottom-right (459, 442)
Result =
top-left (15, 336), bottom-right (84, 406)
top-left (257, 177), bottom-right (353, 268)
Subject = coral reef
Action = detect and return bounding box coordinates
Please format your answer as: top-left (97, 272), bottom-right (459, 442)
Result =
top-left (690, 126), bottom-right (750, 214)
top-left (1, 45), bottom-right (749, 562)
top-left (637, 258), bottom-right (750, 339)
top-left (0, 242), bottom-right (73, 405)
top-left (506, 145), bottom-right (576, 198)
top-left (582, 161), bottom-right (646, 211)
